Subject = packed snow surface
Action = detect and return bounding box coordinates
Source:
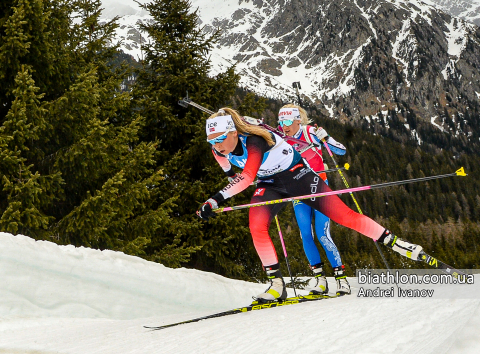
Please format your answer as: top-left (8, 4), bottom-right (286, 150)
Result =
top-left (1, 232), bottom-right (479, 353)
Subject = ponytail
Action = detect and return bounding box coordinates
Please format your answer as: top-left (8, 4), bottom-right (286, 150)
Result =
top-left (208, 108), bottom-right (275, 146)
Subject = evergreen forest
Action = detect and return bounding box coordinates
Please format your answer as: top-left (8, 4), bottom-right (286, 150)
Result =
top-left (1, 0), bottom-right (479, 283)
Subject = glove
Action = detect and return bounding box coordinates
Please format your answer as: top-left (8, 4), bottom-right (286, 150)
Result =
top-left (315, 127), bottom-right (328, 141)
top-left (228, 173), bottom-right (239, 183)
top-left (197, 198), bottom-right (219, 220)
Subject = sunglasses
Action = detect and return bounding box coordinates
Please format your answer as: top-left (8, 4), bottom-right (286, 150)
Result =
top-left (207, 132), bottom-right (229, 145)
top-left (279, 119), bottom-right (295, 127)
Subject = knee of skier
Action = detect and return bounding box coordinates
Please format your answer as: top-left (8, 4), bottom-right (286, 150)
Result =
top-left (249, 207), bottom-right (270, 235)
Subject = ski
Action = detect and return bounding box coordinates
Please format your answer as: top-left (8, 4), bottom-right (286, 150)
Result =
top-left (419, 252), bottom-right (466, 278)
top-left (144, 293), bottom-right (340, 330)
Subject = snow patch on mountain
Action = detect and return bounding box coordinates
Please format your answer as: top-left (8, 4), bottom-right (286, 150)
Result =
top-left (431, 116), bottom-right (446, 131)
top-left (101, 0), bottom-right (149, 60)
top-left (445, 17), bottom-right (470, 58)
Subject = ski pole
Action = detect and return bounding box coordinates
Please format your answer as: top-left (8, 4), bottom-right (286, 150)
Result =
top-left (178, 96), bottom-right (214, 115)
top-left (316, 129), bottom-right (394, 280)
top-left (214, 168), bottom-right (467, 213)
top-left (292, 81), bottom-right (302, 106)
top-left (251, 164), bottom-right (350, 186)
top-left (274, 216), bottom-right (297, 297)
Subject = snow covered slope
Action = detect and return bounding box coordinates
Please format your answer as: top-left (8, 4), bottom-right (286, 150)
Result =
top-left (1, 232), bottom-right (480, 353)
top-left (103, 0), bottom-right (480, 61)
top-left (0, 232), bottom-right (264, 320)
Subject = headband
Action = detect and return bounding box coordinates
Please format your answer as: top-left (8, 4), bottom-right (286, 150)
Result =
top-left (278, 107), bottom-right (301, 121)
top-left (205, 115), bottom-right (236, 135)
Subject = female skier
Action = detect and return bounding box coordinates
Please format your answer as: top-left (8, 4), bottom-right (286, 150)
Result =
top-left (198, 108), bottom-right (423, 303)
top-left (277, 104), bottom-right (349, 295)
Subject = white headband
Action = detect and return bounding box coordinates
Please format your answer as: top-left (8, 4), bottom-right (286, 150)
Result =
top-left (278, 107), bottom-right (301, 121)
top-left (205, 115), bottom-right (236, 135)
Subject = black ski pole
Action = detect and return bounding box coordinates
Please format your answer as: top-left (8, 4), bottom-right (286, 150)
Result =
top-left (292, 82), bottom-right (302, 106)
top-left (274, 216), bottom-right (297, 297)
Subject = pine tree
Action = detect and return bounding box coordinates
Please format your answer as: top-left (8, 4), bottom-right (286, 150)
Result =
top-left (0, 66), bottom-right (62, 236)
top-left (0, 0), bottom-right (76, 119)
top-left (0, 1), bottom-right (203, 265)
top-left (131, 0), bottom-right (279, 277)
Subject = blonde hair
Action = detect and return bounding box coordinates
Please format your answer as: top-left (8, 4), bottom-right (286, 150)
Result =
top-left (208, 108), bottom-right (275, 146)
top-left (280, 104), bottom-right (311, 125)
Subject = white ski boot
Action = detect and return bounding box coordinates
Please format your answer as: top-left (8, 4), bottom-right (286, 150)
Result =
top-left (378, 230), bottom-right (423, 261)
top-left (334, 266), bottom-right (351, 296)
top-left (255, 264), bottom-right (287, 303)
top-left (309, 263), bottom-right (328, 295)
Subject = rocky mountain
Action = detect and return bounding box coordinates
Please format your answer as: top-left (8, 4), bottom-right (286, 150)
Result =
top-left (102, 0), bottom-right (480, 152)
top-left (429, 0), bottom-right (480, 26)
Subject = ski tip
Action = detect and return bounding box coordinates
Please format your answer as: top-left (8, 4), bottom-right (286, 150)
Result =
top-left (455, 167), bottom-right (467, 177)
top-left (344, 163), bottom-right (350, 171)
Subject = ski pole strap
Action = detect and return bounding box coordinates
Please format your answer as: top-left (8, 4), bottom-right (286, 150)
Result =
top-left (214, 168), bottom-right (467, 213)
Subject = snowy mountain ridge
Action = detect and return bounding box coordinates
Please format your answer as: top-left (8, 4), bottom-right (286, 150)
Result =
top-left (430, 0), bottom-right (480, 26)
top-left (102, 0), bottom-right (480, 146)
top-left (195, 0), bottom-right (474, 101)
top-left (103, 0), bottom-right (477, 103)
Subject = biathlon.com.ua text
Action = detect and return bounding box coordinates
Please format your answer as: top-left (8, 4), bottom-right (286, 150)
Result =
top-left (357, 270), bottom-right (474, 285)
top-left (355, 270), bottom-right (476, 298)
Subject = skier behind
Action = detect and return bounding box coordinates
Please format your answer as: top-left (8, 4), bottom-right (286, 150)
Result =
top-left (198, 107), bottom-right (423, 303)
top-left (277, 104), bottom-right (350, 296)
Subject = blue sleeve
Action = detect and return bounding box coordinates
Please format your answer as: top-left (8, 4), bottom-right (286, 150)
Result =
top-left (311, 134), bottom-right (321, 145)
top-left (325, 136), bottom-right (346, 156)
top-left (308, 127), bottom-right (346, 155)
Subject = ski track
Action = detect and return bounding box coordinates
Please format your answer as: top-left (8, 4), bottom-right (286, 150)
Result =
top-left (1, 298), bottom-right (479, 353)
top-left (1, 233), bottom-right (480, 353)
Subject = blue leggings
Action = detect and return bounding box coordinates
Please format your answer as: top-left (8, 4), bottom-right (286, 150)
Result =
top-left (293, 200), bottom-right (343, 268)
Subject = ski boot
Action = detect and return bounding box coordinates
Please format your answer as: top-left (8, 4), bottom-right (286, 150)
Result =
top-left (334, 265), bottom-right (351, 296)
top-left (255, 264), bottom-right (287, 303)
top-left (309, 263), bottom-right (328, 295)
top-left (378, 230), bottom-right (423, 261)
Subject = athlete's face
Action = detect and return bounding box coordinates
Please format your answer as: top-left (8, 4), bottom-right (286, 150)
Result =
top-left (208, 131), bottom-right (238, 155)
top-left (282, 120), bottom-right (301, 136)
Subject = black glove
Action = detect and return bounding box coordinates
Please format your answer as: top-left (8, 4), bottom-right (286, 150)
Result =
top-left (197, 198), bottom-right (219, 220)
